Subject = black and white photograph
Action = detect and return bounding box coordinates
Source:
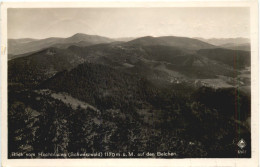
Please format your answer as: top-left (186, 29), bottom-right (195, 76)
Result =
top-left (1, 2), bottom-right (259, 166)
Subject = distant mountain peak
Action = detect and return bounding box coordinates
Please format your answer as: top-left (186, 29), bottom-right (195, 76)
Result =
top-left (73, 33), bottom-right (87, 36)
top-left (70, 33), bottom-right (110, 39)
top-left (70, 33), bottom-right (92, 38)
top-left (142, 36), bottom-right (154, 38)
top-left (69, 33), bottom-right (90, 39)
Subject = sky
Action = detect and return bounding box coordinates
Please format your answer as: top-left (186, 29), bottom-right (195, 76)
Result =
top-left (8, 7), bottom-right (250, 39)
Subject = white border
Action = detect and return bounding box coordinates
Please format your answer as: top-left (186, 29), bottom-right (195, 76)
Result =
top-left (1, 1), bottom-right (259, 167)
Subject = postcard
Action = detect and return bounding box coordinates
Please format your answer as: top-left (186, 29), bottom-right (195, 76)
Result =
top-left (1, 1), bottom-right (259, 166)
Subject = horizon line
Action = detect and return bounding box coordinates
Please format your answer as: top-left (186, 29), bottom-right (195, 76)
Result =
top-left (8, 33), bottom-right (251, 41)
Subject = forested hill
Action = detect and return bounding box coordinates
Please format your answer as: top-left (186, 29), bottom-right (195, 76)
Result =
top-left (197, 48), bottom-right (250, 69)
top-left (40, 62), bottom-right (158, 108)
top-left (125, 36), bottom-right (216, 50)
top-left (8, 47), bottom-right (85, 87)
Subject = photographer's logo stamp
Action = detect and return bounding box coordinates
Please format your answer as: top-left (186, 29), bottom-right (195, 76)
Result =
top-left (237, 139), bottom-right (246, 149)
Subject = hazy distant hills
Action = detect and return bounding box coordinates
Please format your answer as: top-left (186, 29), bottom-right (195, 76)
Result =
top-left (8, 33), bottom-right (115, 55)
top-left (8, 38), bottom-right (37, 44)
top-left (8, 33), bottom-right (251, 59)
top-left (219, 43), bottom-right (250, 51)
top-left (195, 37), bottom-right (250, 51)
top-left (194, 37), bottom-right (250, 46)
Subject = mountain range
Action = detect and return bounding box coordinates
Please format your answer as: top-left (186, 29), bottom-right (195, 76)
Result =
top-left (8, 33), bottom-right (250, 91)
top-left (9, 34), bottom-right (251, 57)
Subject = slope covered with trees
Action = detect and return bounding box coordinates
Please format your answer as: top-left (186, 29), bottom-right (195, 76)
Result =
top-left (8, 35), bottom-right (251, 158)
